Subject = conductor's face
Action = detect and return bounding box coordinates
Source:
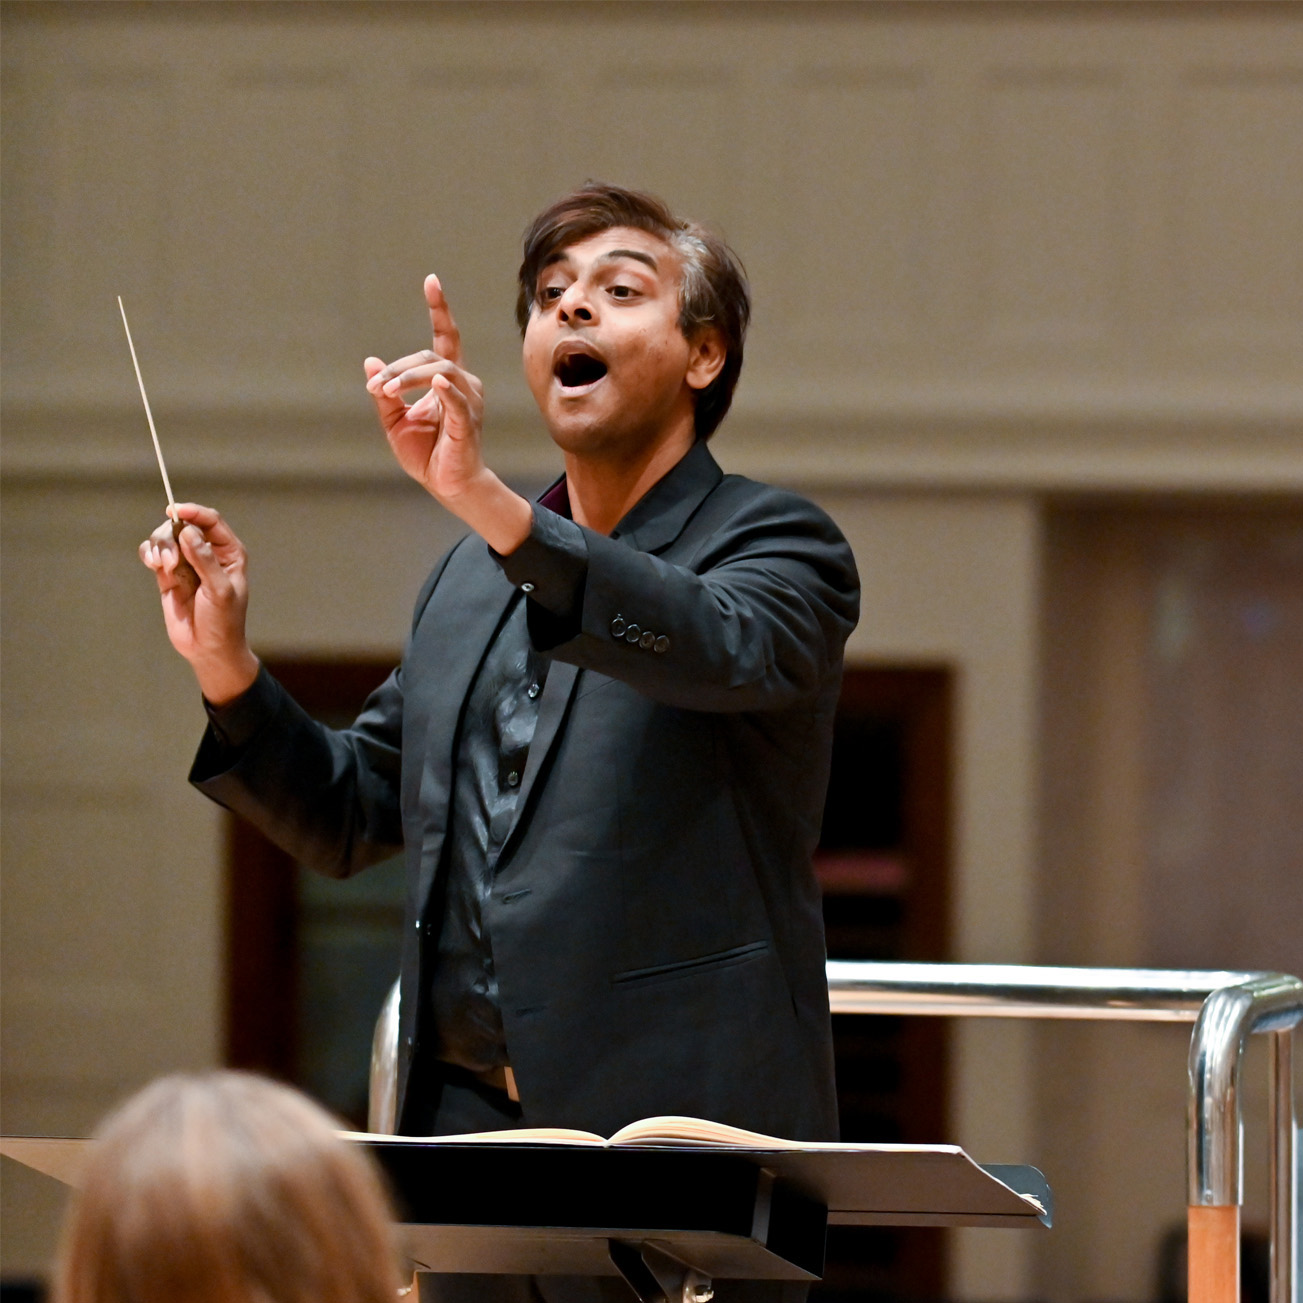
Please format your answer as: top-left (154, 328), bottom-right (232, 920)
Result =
top-left (522, 226), bottom-right (719, 460)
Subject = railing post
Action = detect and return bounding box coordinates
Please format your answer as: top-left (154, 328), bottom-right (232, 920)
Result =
top-left (1188, 985), bottom-right (1250, 1303)
top-left (1188, 978), bottom-right (1303, 1303)
top-left (1269, 1028), bottom-right (1296, 1303)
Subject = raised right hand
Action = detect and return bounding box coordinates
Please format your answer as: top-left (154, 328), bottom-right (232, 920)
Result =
top-left (364, 274), bottom-right (488, 506)
top-left (363, 274), bottom-right (531, 555)
top-left (138, 503), bottom-right (260, 705)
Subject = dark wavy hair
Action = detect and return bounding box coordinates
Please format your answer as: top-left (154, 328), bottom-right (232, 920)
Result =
top-left (516, 182), bottom-right (750, 440)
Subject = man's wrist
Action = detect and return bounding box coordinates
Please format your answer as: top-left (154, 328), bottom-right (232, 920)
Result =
top-left (443, 471), bottom-right (533, 556)
top-left (193, 647), bottom-right (261, 707)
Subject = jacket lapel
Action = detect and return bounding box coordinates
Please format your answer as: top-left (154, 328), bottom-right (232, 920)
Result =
top-left (614, 438), bottom-right (723, 555)
top-left (404, 540), bottom-right (517, 909)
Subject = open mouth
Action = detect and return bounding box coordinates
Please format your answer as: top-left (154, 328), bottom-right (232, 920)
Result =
top-left (554, 350), bottom-right (609, 389)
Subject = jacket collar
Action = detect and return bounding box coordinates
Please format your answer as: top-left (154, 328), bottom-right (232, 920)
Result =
top-left (539, 438), bottom-right (723, 556)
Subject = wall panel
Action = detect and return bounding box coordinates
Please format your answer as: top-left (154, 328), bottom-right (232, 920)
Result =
top-left (981, 70), bottom-right (1123, 347)
top-left (175, 66), bottom-right (354, 374)
top-left (1176, 69), bottom-right (1303, 348)
top-left (54, 68), bottom-right (175, 364)
top-left (785, 69), bottom-right (930, 355)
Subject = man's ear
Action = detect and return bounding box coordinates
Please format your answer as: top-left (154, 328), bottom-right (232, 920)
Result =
top-left (685, 327), bottom-right (727, 392)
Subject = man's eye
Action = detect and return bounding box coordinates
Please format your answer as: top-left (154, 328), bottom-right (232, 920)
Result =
top-left (609, 285), bottom-right (635, 299)
top-left (540, 286), bottom-right (564, 302)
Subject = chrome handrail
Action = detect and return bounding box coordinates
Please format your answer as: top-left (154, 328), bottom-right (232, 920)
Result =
top-left (370, 962), bottom-right (1302, 1302)
top-left (826, 961), bottom-right (1302, 1303)
top-left (825, 961), bottom-right (1259, 1021)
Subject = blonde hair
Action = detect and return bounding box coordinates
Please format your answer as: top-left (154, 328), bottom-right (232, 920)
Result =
top-left (54, 1072), bottom-right (402, 1303)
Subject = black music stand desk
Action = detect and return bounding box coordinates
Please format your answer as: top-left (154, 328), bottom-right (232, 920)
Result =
top-left (3, 1134), bottom-right (1051, 1302)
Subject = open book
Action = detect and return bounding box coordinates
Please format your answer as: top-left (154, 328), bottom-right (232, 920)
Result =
top-left (344, 1114), bottom-right (934, 1153)
top-left (344, 1115), bottom-right (819, 1148)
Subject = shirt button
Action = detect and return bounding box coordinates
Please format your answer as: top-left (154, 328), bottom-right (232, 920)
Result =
top-left (625, 623), bottom-right (641, 643)
top-left (610, 615), bottom-right (626, 638)
top-left (521, 582), bottom-right (535, 593)
top-left (527, 682), bottom-right (541, 699)
top-left (639, 630), bottom-right (655, 650)
top-left (654, 635), bottom-right (671, 654)
top-left (507, 770), bottom-right (521, 787)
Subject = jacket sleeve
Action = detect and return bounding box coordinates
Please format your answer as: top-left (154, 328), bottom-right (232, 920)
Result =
top-left (186, 545), bottom-right (460, 877)
top-left (496, 489), bottom-right (860, 713)
top-left (189, 664), bottom-right (405, 879)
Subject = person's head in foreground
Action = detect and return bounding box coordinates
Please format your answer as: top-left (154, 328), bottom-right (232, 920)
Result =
top-left (515, 182), bottom-right (751, 454)
top-left (54, 1071), bottom-right (402, 1303)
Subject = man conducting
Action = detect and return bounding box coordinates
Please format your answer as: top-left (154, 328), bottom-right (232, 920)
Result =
top-left (141, 184), bottom-right (860, 1165)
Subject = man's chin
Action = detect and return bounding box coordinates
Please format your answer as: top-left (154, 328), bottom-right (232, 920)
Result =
top-left (539, 395), bottom-right (680, 464)
top-left (542, 410), bottom-right (622, 458)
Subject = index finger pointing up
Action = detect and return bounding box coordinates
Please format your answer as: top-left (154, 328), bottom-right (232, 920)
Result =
top-left (425, 274), bottom-right (463, 364)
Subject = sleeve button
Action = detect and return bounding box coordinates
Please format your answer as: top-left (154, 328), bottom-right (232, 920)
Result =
top-left (653, 635), bottom-right (671, 654)
top-left (639, 630), bottom-right (655, 649)
top-left (624, 624), bottom-right (641, 643)
top-left (610, 615), bottom-right (626, 638)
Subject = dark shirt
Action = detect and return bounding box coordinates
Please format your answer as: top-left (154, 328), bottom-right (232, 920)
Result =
top-left (427, 595), bottom-right (549, 1073)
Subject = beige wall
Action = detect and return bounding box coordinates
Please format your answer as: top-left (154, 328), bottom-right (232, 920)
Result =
top-left (3, 2), bottom-right (1301, 1295)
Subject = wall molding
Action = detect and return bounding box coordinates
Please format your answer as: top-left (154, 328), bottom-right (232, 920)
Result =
top-left (4, 386), bottom-right (1300, 492)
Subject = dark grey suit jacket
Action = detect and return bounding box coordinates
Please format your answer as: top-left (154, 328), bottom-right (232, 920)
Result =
top-left (193, 440), bottom-right (860, 1140)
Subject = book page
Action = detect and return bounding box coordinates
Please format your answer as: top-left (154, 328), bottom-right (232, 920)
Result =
top-left (603, 1117), bottom-right (946, 1152)
top-left (339, 1127), bottom-right (604, 1145)
top-left (605, 1116), bottom-right (808, 1148)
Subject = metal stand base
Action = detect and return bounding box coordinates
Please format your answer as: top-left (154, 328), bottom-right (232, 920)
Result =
top-left (610, 1240), bottom-right (715, 1303)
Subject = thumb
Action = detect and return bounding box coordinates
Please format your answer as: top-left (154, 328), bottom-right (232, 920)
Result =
top-left (178, 524), bottom-right (228, 593)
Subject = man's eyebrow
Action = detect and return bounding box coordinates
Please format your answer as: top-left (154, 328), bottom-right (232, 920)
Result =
top-left (598, 249), bottom-right (658, 271)
top-left (538, 247), bottom-right (660, 283)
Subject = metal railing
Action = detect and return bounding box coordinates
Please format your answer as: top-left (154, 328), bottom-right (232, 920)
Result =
top-left (370, 962), bottom-right (1302, 1303)
top-left (826, 963), bottom-right (1301, 1303)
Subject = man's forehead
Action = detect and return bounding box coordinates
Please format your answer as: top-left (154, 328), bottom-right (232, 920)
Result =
top-left (545, 226), bottom-right (678, 272)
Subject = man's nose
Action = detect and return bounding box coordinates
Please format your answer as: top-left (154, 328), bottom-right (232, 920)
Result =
top-left (557, 282), bottom-right (594, 323)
